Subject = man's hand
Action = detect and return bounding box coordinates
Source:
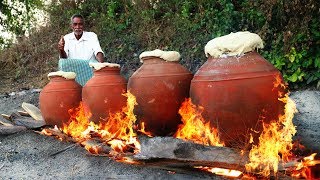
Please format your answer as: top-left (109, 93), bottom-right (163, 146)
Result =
top-left (58, 35), bottom-right (67, 58)
top-left (96, 52), bottom-right (105, 63)
top-left (58, 36), bottom-right (65, 51)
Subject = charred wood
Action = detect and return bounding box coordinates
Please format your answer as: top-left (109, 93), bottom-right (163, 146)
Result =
top-left (133, 136), bottom-right (248, 171)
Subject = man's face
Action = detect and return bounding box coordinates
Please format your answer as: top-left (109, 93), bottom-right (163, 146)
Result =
top-left (71, 17), bottom-right (84, 36)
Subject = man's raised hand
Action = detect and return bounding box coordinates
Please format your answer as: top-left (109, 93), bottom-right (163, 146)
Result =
top-left (58, 36), bottom-right (65, 51)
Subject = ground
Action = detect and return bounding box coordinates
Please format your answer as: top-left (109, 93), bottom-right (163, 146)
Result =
top-left (0, 89), bottom-right (319, 179)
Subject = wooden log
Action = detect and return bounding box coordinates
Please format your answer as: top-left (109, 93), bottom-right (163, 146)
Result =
top-left (21, 102), bottom-right (44, 121)
top-left (81, 139), bottom-right (111, 155)
top-left (41, 128), bottom-right (77, 143)
top-left (10, 112), bottom-right (45, 129)
top-left (12, 116), bottom-right (46, 129)
top-left (133, 136), bottom-right (248, 171)
top-left (1, 114), bottom-right (11, 120)
top-left (0, 116), bottom-right (14, 126)
top-left (0, 126), bottom-right (27, 135)
top-left (18, 110), bottom-right (30, 117)
top-left (133, 136), bottom-right (302, 173)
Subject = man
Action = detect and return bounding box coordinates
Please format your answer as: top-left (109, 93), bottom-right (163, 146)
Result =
top-left (58, 14), bottom-right (104, 63)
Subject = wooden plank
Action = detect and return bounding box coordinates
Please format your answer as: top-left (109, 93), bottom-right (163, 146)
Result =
top-left (21, 102), bottom-right (44, 121)
top-left (133, 136), bottom-right (248, 172)
top-left (18, 110), bottom-right (30, 116)
top-left (1, 114), bottom-right (11, 120)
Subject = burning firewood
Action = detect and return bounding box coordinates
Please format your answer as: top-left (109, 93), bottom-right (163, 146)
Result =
top-left (133, 136), bottom-right (248, 172)
top-left (80, 139), bottom-right (111, 155)
top-left (41, 127), bottom-right (77, 142)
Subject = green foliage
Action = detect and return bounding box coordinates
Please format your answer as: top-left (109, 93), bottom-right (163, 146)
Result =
top-left (0, 0), bottom-right (43, 48)
top-left (0, 0), bottom-right (319, 91)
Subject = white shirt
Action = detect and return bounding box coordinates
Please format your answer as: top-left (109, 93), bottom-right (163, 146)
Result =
top-left (63, 31), bottom-right (104, 60)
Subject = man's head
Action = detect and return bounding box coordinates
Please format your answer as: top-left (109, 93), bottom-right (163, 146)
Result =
top-left (70, 14), bottom-right (84, 38)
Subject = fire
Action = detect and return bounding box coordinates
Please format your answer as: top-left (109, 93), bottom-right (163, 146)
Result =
top-left (245, 75), bottom-right (297, 176)
top-left (138, 122), bottom-right (153, 137)
top-left (174, 98), bottom-right (224, 147)
top-left (291, 153), bottom-right (320, 179)
top-left (195, 166), bottom-right (242, 178)
top-left (60, 91), bottom-right (140, 155)
top-left (62, 102), bottom-right (93, 140)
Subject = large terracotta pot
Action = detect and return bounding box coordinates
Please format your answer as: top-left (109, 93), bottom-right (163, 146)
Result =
top-left (82, 65), bottom-right (127, 123)
top-left (128, 56), bottom-right (193, 136)
top-left (190, 51), bottom-right (286, 147)
top-left (40, 75), bottom-right (82, 127)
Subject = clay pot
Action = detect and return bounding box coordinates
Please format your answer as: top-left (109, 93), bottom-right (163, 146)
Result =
top-left (40, 76), bottom-right (82, 127)
top-left (190, 51), bottom-right (286, 147)
top-left (128, 56), bottom-right (193, 136)
top-left (82, 66), bottom-right (127, 123)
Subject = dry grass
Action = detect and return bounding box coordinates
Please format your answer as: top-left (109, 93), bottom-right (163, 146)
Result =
top-left (0, 26), bottom-right (62, 93)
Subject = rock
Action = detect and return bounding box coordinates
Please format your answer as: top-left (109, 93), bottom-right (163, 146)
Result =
top-left (290, 90), bottom-right (320, 153)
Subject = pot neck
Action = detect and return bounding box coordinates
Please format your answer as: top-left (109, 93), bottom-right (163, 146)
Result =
top-left (141, 56), bottom-right (177, 64)
top-left (50, 76), bottom-right (74, 82)
top-left (94, 67), bottom-right (120, 75)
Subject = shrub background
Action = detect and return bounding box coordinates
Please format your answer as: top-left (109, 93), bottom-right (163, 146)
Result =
top-left (0, 0), bottom-right (319, 92)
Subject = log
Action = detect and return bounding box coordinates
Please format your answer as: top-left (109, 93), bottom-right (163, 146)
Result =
top-left (21, 102), bottom-right (44, 121)
top-left (18, 110), bottom-right (30, 116)
top-left (10, 112), bottom-right (45, 129)
top-left (0, 126), bottom-right (27, 135)
top-left (81, 139), bottom-right (111, 155)
top-left (133, 136), bottom-right (248, 171)
top-left (0, 116), bottom-right (14, 126)
top-left (133, 136), bottom-right (302, 173)
top-left (1, 114), bottom-right (11, 120)
top-left (41, 128), bottom-right (77, 143)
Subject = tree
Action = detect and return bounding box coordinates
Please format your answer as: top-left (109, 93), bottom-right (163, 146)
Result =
top-left (0, 0), bottom-right (43, 48)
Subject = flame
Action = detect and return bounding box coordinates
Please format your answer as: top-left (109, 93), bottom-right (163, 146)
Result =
top-left (291, 153), bottom-right (320, 179)
top-left (174, 98), bottom-right (224, 147)
top-left (60, 91), bottom-right (140, 155)
top-left (138, 122), bottom-right (153, 137)
top-left (245, 75), bottom-right (297, 176)
top-left (195, 166), bottom-right (242, 177)
top-left (62, 102), bottom-right (93, 140)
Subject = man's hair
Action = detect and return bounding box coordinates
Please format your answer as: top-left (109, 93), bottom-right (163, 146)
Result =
top-left (70, 14), bottom-right (84, 24)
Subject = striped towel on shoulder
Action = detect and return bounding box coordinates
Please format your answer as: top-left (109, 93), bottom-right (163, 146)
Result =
top-left (58, 59), bottom-right (97, 86)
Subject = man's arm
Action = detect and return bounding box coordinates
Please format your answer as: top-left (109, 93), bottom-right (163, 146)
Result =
top-left (58, 36), bottom-right (67, 58)
top-left (96, 52), bottom-right (104, 63)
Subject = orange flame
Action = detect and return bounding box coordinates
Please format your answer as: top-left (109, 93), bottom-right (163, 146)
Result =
top-left (62, 102), bottom-right (93, 140)
top-left (245, 75), bottom-right (297, 176)
top-left (138, 122), bottom-right (153, 137)
top-left (291, 153), bottom-right (320, 179)
top-left (60, 91), bottom-right (140, 155)
top-left (195, 166), bottom-right (242, 177)
top-left (174, 98), bottom-right (224, 147)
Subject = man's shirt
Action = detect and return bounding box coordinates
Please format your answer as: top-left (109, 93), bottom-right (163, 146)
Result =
top-left (63, 31), bottom-right (103, 60)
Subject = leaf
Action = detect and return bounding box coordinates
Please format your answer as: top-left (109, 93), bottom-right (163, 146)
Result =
top-left (306, 75), bottom-right (314, 84)
top-left (288, 73), bottom-right (298, 82)
top-left (314, 57), bottom-right (320, 68)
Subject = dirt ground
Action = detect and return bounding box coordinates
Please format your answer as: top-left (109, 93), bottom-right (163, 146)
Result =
top-left (0, 89), bottom-right (319, 179)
